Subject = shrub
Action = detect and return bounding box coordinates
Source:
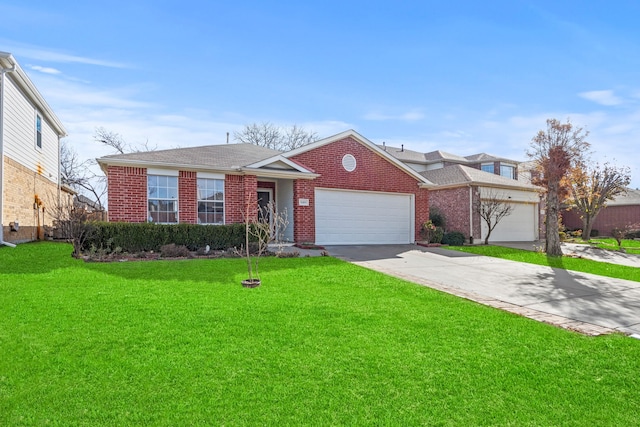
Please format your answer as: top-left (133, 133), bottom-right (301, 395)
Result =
top-left (442, 231), bottom-right (465, 246)
top-left (431, 226), bottom-right (444, 244)
top-left (82, 222), bottom-right (249, 254)
top-left (160, 243), bottom-right (192, 258)
top-left (429, 207), bottom-right (446, 228)
top-left (625, 229), bottom-right (640, 239)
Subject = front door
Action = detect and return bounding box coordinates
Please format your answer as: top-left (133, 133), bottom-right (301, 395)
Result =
top-left (257, 188), bottom-right (273, 225)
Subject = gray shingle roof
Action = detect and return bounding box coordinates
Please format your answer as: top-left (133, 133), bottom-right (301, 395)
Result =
top-left (420, 165), bottom-right (539, 190)
top-left (376, 145), bottom-right (429, 163)
top-left (608, 188), bottom-right (640, 206)
top-left (98, 143), bottom-right (281, 169)
top-left (379, 145), bottom-right (520, 165)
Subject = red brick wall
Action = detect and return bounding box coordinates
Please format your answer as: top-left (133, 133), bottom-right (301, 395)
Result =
top-left (107, 166), bottom-right (147, 222)
top-left (563, 205), bottom-right (640, 236)
top-left (429, 186), bottom-right (476, 240)
top-left (290, 136), bottom-right (430, 242)
top-left (293, 179), bottom-right (315, 242)
top-left (225, 174), bottom-right (258, 224)
top-left (179, 171), bottom-right (197, 223)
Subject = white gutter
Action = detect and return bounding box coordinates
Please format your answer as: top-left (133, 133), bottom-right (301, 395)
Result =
top-left (469, 185), bottom-right (474, 244)
top-left (0, 62), bottom-right (17, 247)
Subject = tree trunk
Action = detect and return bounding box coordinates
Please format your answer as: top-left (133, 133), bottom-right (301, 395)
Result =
top-left (545, 188), bottom-right (563, 256)
top-left (582, 217), bottom-right (593, 242)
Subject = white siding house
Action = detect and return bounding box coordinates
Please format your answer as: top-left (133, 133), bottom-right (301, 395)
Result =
top-left (1, 52), bottom-right (67, 245)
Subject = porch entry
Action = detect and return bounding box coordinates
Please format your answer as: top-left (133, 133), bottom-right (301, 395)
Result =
top-left (257, 188), bottom-right (273, 226)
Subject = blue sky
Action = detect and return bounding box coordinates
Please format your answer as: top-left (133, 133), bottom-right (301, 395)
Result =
top-left (2, 0), bottom-right (640, 188)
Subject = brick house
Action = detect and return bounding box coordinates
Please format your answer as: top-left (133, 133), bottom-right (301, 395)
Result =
top-left (380, 145), bottom-right (541, 243)
top-left (98, 130), bottom-right (433, 245)
top-left (562, 188), bottom-right (640, 237)
top-left (1, 52), bottom-right (67, 246)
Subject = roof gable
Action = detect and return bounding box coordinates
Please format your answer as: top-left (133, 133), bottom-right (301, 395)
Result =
top-left (283, 130), bottom-right (434, 186)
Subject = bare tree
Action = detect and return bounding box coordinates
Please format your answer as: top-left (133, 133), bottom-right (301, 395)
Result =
top-left (94, 126), bottom-right (157, 153)
top-left (94, 126), bottom-right (129, 154)
top-left (45, 189), bottom-right (95, 257)
top-left (60, 141), bottom-right (107, 211)
top-left (568, 161), bottom-right (631, 240)
top-left (476, 191), bottom-right (514, 245)
top-left (234, 122), bottom-right (318, 151)
top-left (527, 119), bottom-right (590, 256)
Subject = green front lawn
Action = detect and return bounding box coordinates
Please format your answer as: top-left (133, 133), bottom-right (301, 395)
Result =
top-left (446, 244), bottom-right (640, 282)
top-left (1, 242), bottom-right (640, 426)
top-left (590, 238), bottom-right (640, 255)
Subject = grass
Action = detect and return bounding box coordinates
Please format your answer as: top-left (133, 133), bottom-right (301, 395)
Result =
top-left (446, 244), bottom-right (640, 282)
top-left (1, 242), bottom-right (640, 426)
top-left (589, 238), bottom-right (640, 255)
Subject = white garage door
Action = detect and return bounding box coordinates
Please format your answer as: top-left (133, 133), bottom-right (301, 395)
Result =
top-left (315, 189), bottom-right (414, 245)
top-left (481, 202), bottom-right (536, 242)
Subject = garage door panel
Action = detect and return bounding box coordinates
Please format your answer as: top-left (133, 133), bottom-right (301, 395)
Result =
top-left (315, 189), bottom-right (413, 245)
top-left (481, 203), bottom-right (536, 242)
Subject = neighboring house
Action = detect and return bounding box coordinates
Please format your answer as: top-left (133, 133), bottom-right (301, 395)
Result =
top-left (97, 130), bottom-right (433, 245)
top-left (379, 144), bottom-right (519, 180)
top-left (562, 188), bottom-right (640, 237)
top-left (380, 144), bottom-right (540, 243)
top-left (419, 165), bottom-right (541, 242)
top-left (74, 194), bottom-right (106, 221)
top-left (1, 52), bottom-right (67, 245)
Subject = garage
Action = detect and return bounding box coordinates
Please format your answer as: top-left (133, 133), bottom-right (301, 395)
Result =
top-left (481, 202), bottom-right (537, 242)
top-left (315, 188), bottom-right (414, 245)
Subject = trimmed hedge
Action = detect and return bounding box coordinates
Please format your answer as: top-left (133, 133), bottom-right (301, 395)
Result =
top-left (81, 222), bottom-right (249, 253)
top-left (442, 231), bottom-right (466, 246)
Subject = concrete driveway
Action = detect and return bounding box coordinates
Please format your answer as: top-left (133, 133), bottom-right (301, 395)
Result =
top-left (325, 244), bottom-right (640, 337)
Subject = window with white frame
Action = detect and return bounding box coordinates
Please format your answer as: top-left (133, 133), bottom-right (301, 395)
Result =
top-left (36, 114), bottom-right (42, 149)
top-left (197, 178), bottom-right (224, 224)
top-left (500, 164), bottom-right (516, 179)
top-left (148, 175), bottom-right (178, 223)
top-left (481, 163), bottom-right (494, 174)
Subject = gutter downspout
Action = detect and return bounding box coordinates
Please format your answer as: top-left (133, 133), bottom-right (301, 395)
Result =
top-left (469, 186), bottom-right (474, 244)
top-left (1, 63), bottom-right (17, 247)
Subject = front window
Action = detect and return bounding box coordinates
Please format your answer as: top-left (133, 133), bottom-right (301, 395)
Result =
top-left (36, 114), bottom-right (42, 149)
top-left (148, 175), bottom-right (178, 223)
top-left (500, 165), bottom-right (515, 179)
top-left (481, 163), bottom-right (494, 174)
top-left (197, 178), bottom-right (224, 224)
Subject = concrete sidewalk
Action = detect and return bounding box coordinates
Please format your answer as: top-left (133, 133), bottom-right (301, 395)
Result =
top-left (495, 241), bottom-right (640, 268)
top-left (326, 244), bottom-right (640, 337)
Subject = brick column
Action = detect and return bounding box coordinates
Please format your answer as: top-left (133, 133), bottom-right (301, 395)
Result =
top-left (179, 171), bottom-right (197, 223)
top-left (293, 179), bottom-right (315, 243)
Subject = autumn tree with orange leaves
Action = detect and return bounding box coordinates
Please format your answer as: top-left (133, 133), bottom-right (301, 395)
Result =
top-left (527, 119), bottom-right (590, 256)
top-left (567, 162), bottom-right (631, 240)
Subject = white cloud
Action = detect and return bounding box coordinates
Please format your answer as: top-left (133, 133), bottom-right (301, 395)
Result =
top-left (0, 40), bottom-right (129, 68)
top-left (28, 65), bottom-right (62, 75)
top-left (579, 90), bottom-right (623, 106)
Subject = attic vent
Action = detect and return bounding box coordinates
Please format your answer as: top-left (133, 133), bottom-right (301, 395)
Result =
top-left (342, 154), bottom-right (356, 172)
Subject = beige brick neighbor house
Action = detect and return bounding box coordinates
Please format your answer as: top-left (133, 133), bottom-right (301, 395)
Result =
top-left (1, 52), bottom-right (67, 245)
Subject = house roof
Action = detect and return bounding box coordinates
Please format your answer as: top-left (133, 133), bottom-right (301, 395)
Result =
top-left (464, 153), bottom-right (516, 163)
top-left (98, 143), bottom-right (281, 169)
top-left (421, 164), bottom-right (539, 191)
top-left (608, 188), bottom-right (640, 206)
top-left (0, 52), bottom-right (67, 137)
